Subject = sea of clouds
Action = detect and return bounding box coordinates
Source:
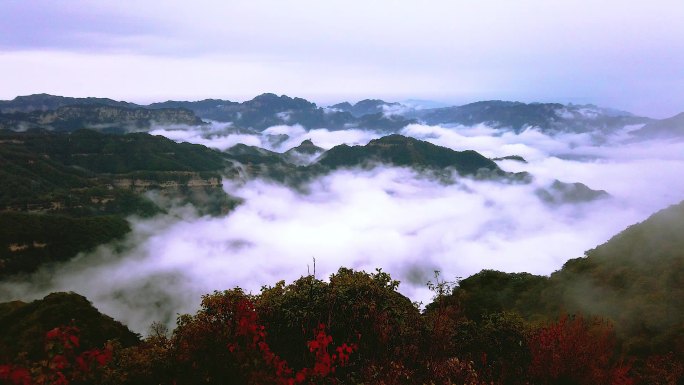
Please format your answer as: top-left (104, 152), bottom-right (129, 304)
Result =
top-left (2, 122), bottom-right (683, 334)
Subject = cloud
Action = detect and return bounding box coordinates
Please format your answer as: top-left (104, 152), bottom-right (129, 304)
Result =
top-left (2, 124), bottom-right (683, 335)
top-left (150, 123), bottom-right (380, 154)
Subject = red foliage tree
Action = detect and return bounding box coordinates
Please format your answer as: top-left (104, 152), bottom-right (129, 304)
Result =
top-left (227, 298), bottom-right (357, 384)
top-left (0, 326), bottom-right (112, 385)
top-left (528, 314), bottom-right (633, 385)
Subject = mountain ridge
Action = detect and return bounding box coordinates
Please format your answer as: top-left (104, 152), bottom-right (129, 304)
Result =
top-left (2, 93), bottom-right (670, 136)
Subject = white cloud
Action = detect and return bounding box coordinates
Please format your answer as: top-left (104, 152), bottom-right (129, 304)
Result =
top-left (151, 123), bottom-right (380, 154)
top-left (2, 124), bottom-right (683, 335)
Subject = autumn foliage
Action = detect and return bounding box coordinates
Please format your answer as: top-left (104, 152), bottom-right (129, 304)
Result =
top-left (0, 326), bottom-right (112, 385)
top-left (3, 268), bottom-right (682, 384)
top-left (528, 315), bottom-right (633, 385)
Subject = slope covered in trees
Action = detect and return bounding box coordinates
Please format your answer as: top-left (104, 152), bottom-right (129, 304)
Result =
top-left (0, 129), bottom-right (235, 277)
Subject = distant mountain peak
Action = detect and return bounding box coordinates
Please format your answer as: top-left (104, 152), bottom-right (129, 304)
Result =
top-left (329, 99), bottom-right (405, 118)
top-left (252, 92), bottom-right (280, 102)
top-left (318, 134), bottom-right (501, 176)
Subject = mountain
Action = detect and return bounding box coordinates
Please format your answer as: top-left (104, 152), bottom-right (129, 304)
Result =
top-left (283, 139), bottom-right (325, 165)
top-left (548, 200), bottom-right (684, 355)
top-left (0, 292), bottom-right (139, 361)
top-left (0, 93), bottom-right (139, 113)
top-left (330, 99), bottom-right (408, 117)
top-left (317, 134), bottom-right (502, 176)
top-left (147, 98), bottom-right (241, 121)
top-left (0, 129), bottom-right (236, 277)
top-left (536, 180), bottom-right (609, 204)
top-left (411, 101), bottom-right (651, 133)
top-left (0, 105), bottom-right (204, 133)
top-left (446, 199), bottom-right (684, 358)
top-left (630, 112), bottom-right (684, 139)
top-left (151, 93), bottom-right (416, 132)
top-left (225, 143), bottom-right (290, 166)
top-left (1, 94), bottom-right (653, 136)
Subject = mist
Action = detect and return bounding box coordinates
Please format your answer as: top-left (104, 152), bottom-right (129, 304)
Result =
top-left (149, 122), bottom-right (381, 153)
top-left (2, 123), bottom-right (683, 334)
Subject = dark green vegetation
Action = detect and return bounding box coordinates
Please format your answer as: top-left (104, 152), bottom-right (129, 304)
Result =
top-left (318, 134), bottom-right (501, 176)
top-left (492, 155), bottom-right (527, 163)
top-left (0, 213), bottom-right (130, 277)
top-left (283, 139), bottom-right (324, 165)
top-left (0, 129), bottom-right (236, 277)
top-left (443, 200), bottom-right (684, 362)
top-left (0, 292), bottom-right (140, 362)
top-left (550, 200), bottom-right (684, 356)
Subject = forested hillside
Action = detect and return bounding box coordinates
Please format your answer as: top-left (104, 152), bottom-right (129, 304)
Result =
top-left (0, 129), bottom-right (235, 277)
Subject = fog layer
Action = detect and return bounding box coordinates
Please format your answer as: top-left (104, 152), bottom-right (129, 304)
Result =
top-left (2, 124), bottom-right (683, 334)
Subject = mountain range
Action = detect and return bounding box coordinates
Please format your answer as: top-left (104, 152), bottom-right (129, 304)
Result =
top-left (1, 93), bottom-right (681, 138)
top-left (0, 128), bottom-right (605, 277)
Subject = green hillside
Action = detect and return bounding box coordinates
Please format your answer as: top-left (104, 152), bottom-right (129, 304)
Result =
top-left (0, 129), bottom-right (235, 277)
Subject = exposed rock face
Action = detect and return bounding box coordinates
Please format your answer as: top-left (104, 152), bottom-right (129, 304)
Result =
top-left (0, 105), bottom-right (205, 132)
top-left (111, 172), bottom-right (222, 192)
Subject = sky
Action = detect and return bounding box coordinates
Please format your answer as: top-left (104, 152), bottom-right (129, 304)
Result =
top-left (1, 0), bottom-right (683, 118)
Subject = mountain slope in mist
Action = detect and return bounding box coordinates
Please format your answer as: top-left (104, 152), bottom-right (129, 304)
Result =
top-left (0, 105), bottom-right (204, 133)
top-left (0, 129), bottom-right (235, 276)
top-left (447, 199), bottom-right (684, 357)
top-left (410, 101), bottom-right (652, 133)
top-left (229, 134), bottom-right (607, 204)
top-left (330, 99), bottom-right (406, 117)
top-left (631, 112), bottom-right (684, 139)
top-left (0, 292), bottom-right (139, 361)
top-left (151, 93), bottom-right (416, 132)
top-left (318, 134), bottom-right (501, 176)
top-left (2, 93), bottom-right (663, 137)
top-left (550, 199), bottom-right (684, 355)
top-left (0, 93), bottom-right (139, 113)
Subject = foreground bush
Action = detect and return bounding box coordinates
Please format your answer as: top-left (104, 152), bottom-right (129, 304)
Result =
top-left (6, 268), bottom-right (682, 384)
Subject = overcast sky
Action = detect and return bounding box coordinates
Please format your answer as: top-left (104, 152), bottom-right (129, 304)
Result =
top-left (1, 0), bottom-right (682, 117)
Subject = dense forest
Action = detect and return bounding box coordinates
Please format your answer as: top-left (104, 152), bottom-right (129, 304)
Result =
top-left (0, 129), bottom-right (236, 277)
top-left (1, 200), bottom-right (683, 384)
